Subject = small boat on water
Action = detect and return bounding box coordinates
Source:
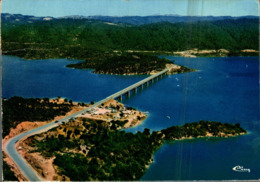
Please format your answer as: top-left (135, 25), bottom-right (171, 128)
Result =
top-left (167, 116), bottom-right (170, 119)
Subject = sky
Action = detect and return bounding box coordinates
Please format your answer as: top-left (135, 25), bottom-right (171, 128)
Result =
top-left (1, 0), bottom-right (259, 17)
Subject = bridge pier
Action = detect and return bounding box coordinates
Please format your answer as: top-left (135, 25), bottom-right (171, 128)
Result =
top-left (117, 95), bottom-right (123, 101)
top-left (108, 67), bottom-right (171, 102)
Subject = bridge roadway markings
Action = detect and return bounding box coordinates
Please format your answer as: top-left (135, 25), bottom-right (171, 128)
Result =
top-left (4, 66), bottom-right (172, 181)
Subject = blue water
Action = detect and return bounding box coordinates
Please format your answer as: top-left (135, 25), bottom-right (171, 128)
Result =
top-left (2, 56), bottom-right (146, 102)
top-left (2, 55), bottom-right (260, 180)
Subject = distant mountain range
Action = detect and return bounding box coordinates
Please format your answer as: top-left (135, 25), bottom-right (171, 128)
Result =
top-left (2, 13), bottom-right (259, 25)
top-left (86, 15), bottom-right (259, 25)
top-left (1, 13), bottom-right (54, 24)
top-left (2, 12), bottom-right (259, 61)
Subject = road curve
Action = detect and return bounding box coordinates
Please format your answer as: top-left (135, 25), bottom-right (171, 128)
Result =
top-left (4, 67), bottom-right (171, 181)
top-left (4, 101), bottom-right (105, 181)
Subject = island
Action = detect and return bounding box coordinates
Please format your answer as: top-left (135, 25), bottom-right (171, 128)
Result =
top-left (2, 14), bottom-right (259, 75)
top-left (2, 13), bottom-right (256, 181)
top-left (2, 97), bottom-right (246, 181)
top-left (66, 53), bottom-right (195, 75)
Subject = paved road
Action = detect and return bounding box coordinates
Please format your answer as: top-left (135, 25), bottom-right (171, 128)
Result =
top-left (4, 67), bottom-right (171, 181)
top-left (5, 102), bottom-right (103, 181)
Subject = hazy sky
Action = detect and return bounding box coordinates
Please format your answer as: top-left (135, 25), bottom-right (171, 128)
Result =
top-left (2, 0), bottom-right (259, 17)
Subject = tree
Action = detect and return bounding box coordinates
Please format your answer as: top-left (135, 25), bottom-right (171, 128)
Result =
top-left (3, 160), bottom-right (18, 181)
top-left (143, 128), bottom-right (150, 135)
top-left (43, 97), bottom-right (49, 103)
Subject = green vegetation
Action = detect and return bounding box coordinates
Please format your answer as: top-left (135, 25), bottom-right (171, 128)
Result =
top-left (2, 18), bottom-right (259, 54)
top-left (3, 157), bottom-right (19, 181)
top-left (28, 118), bottom-right (246, 181)
top-left (29, 119), bottom-right (163, 180)
top-left (2, 96), bottom-right (73, 137)
top-left (161, 120), bottom-right (247, 139)
top-left (54, 130), bottom-right (162, 180)
top-left (2, 18), bottom-right (259, 74)
top-left (67, 53), bottom-right (173, 74)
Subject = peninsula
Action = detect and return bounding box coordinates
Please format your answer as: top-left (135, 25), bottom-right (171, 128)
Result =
top-left (2, 13), bottom-right (255, 181)
top-left (2, 14), bottom-right (259, 75)
top-left (24, 113), bottom-right (246, 181)
top-left (2, 97), bottom-right (246, 181)
top-left (66, 53), bottom-right (195, 75)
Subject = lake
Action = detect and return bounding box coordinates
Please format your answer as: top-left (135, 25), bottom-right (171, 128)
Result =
top-left (2, 55), bottom-right (260, 180)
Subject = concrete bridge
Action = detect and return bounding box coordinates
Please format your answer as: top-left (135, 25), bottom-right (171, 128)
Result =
top-left (5, 66), bottom-right (173, 181)
top-left (106, 66), bottom-right (173, 101)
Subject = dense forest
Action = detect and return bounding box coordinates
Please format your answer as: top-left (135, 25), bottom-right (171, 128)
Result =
top-left (1, 16), bottom-right (259, 73)
top-left (161, 120), bottom-right (246, 139)
top-left (3, 153), bottom-right (19, 181)
top-left (28, 118), bottom-right (246, 181)
top-left (2, 96), bottom-right (73, 137)
top-left (2, 17), bottom-right (259, 53)
top-left (67, 53), bottom-right (179, 74)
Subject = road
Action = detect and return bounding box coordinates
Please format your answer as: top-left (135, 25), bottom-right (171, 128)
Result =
top-left (4, 67), bottom-right (171, 181)
top-left (5, 102), bottom-right (104, 181)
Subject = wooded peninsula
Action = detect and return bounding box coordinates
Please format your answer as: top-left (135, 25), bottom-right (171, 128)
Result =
top-left (27, 116), bottom-right (246, 181)
top-left (2, 97), bottom-right (246, 181)
top-left (2, 14), bottom-right (259, 75)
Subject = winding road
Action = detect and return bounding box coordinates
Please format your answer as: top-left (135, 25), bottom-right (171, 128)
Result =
top-left (4, 67), bottom-right (172, 181)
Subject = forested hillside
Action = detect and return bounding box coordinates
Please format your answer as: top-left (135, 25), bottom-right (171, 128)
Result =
top-left (27, 118), bottom-right (246, 181)
top-left (1, 15), bottom-right (259, 73)
top-left (2, 97), bottom-right (73, 137)
top-left (2, 17), bottom-right (259, 55)
top-left (87, 15), bottom-right (258, 25)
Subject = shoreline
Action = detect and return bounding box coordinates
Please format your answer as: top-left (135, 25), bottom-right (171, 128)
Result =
top-left (2, 51), bottom-right (258, 76)
top-left (79, 99), bottom-right (148, 129)
top-left (144, 130), bottom-right (247, 170)
top-left (3, 48), bottom-right (260, 76)
top-left (2, 98), bottom-right (88, 181)
top-left (121, 49), bottom-right (259, 58)
top-left (2, 98), bottom-right (148, 181)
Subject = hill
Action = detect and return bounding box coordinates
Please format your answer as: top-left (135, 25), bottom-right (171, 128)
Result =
top-left (2, 16), bottom-right (258, 53)
top-left (3, 13), bottom-right (258, 25)
top-left (87, 15), bottom-right (259, 25)
top-left (1, 14), bottom-right (259, 74)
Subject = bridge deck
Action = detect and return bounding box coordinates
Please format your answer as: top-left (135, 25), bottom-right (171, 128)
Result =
top-left (106, 66), bottom-right (172, 100)
top-left (5, 66), bottom-right (172, 181)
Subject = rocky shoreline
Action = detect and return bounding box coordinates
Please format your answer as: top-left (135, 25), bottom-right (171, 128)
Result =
top-left (94, 63), bottom-right (195, 75)
top-left (123, 49), bottom-right (259, 58)
top-left (3, 98), bottom-right (247, 181)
